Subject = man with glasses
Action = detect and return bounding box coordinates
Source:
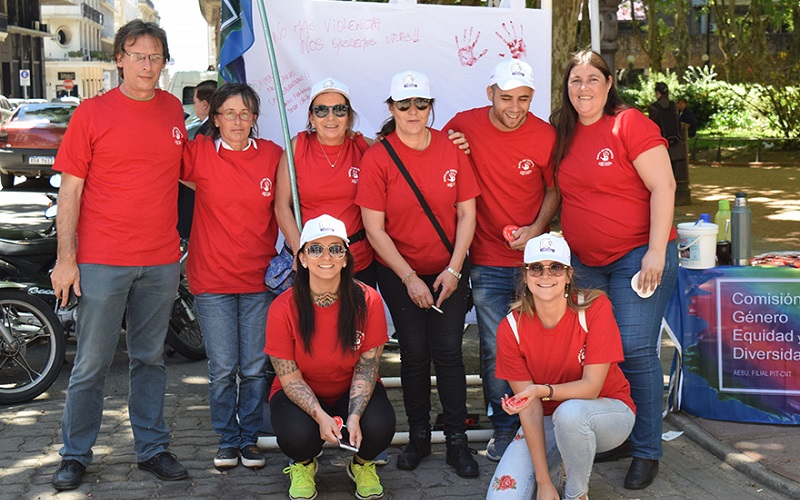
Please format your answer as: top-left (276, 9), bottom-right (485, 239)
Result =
top-left (50, 20), bottom-right (188, 490)
top-left (444, 59), bottom-right (558, 462)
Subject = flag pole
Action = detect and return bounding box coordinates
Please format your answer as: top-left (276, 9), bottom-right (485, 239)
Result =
top-left (254, 0), bottom-right (302, 231)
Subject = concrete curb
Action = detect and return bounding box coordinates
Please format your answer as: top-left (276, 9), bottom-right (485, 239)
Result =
top-left (667, 412), bottom-right (800, 499)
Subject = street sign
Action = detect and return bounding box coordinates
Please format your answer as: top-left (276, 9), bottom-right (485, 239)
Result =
top-left (58, 71), bottom-right (76, 81)
top-left (19, 69), bottom-right (30, 86)
top-left (63, 79), bottom-right (75, 91)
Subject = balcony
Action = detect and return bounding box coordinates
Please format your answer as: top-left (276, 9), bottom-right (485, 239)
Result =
top-left (82, 3), bottom-right (103, 25)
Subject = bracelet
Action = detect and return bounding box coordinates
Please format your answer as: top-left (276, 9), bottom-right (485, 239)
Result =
top-left (401, 270), bottom-right (416, 284)
top-left (446, 267), bottom-right (462, 280)
top-left (541, 384), bottom-right (554, 401)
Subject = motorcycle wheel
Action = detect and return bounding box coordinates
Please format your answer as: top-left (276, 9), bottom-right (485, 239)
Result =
top-left (165, 284), bottom-right (206, 361)
top-left (0, 289), bottom-right (65, 405)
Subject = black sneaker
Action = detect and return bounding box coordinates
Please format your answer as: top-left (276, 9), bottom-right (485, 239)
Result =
top-left (214, 447), bottom-right (239, 469)
top-left (239, 445), bottom-right (266, 469)
top-left (52, 459), bottom-right (86, 491)
top-left (137, 452), bottom-right (188, 481)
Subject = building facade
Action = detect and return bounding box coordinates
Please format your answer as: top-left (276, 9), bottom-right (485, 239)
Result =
top-left (0, 0), bottom-right (50, 99)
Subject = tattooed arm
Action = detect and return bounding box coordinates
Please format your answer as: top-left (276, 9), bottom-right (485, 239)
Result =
top-left (345, 345), bottom-right (384, 449)
top-left (270, 355), bottom-right (341, 444)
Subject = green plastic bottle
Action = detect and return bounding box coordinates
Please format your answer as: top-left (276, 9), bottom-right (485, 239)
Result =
top-left (714, 199), bottom-right (731, 241)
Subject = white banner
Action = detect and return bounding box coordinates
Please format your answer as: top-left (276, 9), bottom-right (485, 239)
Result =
top-left (245, 0), bottom-right (552, 146)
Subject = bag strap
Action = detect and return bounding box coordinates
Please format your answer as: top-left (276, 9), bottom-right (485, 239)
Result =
top-left (577, 293), bottom-right (588, 333)
top-left (507, 293), bottom-right (587, 345)
top-left (380, 139), bottom-right (454, 254)
top-left (506, 311), bottom-right (520, 345)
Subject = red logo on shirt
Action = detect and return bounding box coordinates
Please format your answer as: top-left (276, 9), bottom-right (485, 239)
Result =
top-left (354, 330), bottom-right (364, 350)
top-left (517, 158), bottom-right (535, 176)
top-left (349, 166), bottom-right (360, 184)
top-left (443, 169), bottom-right (458, 188)
top-left (260, 177), bottom-right (273, 197)
top-left (172, 127), bottom-right (184, 146)
top-left (596, 148), bottom-right (614, 167)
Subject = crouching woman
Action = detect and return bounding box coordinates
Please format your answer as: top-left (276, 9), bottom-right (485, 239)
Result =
top-left (487, 233), bottom-right (635, 500)
top-left (266, 214), bottom-right (395, 500)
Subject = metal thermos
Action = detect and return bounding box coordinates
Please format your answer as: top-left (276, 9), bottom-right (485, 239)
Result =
top-left (731, 192), bottom-right (751, 266)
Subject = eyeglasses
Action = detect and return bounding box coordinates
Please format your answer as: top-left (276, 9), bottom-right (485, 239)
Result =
top-left (312, 104), bottom-right (349, 118)
top-left (305, 243), bottom-right (347, 259)
top-left (525, 263), bottom-right (569, 277)
top-left (394, 98), bottom-right (432, 112)
top-left (122, 50), bottom-right (164, 64)
top-left (218, 110), bottom-right (254, 122)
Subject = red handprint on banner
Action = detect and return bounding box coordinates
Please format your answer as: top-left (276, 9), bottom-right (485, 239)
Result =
top-left (455, 27), bottom-right (488, 67)
top-left (496, 21), bottom-right (526, 58)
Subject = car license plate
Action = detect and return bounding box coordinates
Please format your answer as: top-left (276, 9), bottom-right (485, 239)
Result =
top-left (28, 156), bottom-right (55, 165)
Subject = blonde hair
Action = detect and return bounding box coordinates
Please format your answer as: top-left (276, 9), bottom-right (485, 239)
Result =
top-left (509, 266), bottom-right (606, 318)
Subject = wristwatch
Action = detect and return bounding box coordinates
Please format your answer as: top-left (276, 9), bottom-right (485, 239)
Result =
top-left (541, 384), bottom-right (554, 401)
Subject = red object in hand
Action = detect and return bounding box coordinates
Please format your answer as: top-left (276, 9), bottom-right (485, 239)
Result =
top-left (333, 416), bottom-right (344, 430)
top-left (506, 396), bottom-right (529, 408)
top-left (503, 225), bottom-right (520, 243)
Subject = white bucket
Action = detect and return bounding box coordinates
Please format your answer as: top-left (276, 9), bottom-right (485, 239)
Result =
top-left (677, 221), bottom-right (718, 269)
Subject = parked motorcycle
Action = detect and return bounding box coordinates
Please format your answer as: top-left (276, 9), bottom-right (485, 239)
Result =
top-left (0, 186), bottom-right (204, 405)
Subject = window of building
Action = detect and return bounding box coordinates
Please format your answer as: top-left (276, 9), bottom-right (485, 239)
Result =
top-left (56, 27), bottom-right (72, 48)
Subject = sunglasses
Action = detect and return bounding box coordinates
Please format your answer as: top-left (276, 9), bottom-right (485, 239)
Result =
top-left (312, 104), bottom-right (349, 118)
top-left (305, 243), bottom-right (347, 259)
top-left (394, 98), bottom-right (432, 112)
top-left (525, 263), bottom-right (569, 277)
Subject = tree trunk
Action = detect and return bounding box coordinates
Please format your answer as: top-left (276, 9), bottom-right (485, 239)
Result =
top-left (550, 0), bottom-right (582, 113)
top-left (673, 0), bottom-right (690, 79)
top-left (645, 0), bottom-right (663, 73)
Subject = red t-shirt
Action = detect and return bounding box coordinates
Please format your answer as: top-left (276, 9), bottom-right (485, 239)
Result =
top-left (496, 295), bottom-right (635, 416)
top-left (294, 132), bottom-right (373, 272)
top-left (54, 88), bottom-right (184, 265)
top-left (355, 129), bottom-right (480, 275)
top-left (558, 108), bottom-right (677, 266)
top-left (445, 108), bottom-right (556, 267)
top-left (181, 137), bottom-right (283, 294)
top-left (265, 284), bottom-right (388, 406)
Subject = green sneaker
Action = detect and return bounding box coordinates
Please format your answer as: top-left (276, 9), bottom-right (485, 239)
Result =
top-left (282, 459), bottom-right (318, 500)
top-left (347, 459), bottom-right (384, 500)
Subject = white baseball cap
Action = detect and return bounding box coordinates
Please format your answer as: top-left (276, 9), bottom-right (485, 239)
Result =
top-left (299, 214), bottom-right (350, 248)
top-left (489, 59), bottom-right (536, 91)
top-left (524, 233), bottom-right (571, 266)
top-left (389, 70), bottom-right (432, 101)
top-left (310, 77), bottom-right (350, 103)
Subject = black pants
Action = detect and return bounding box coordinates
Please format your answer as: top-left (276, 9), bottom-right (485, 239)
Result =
top-left (270, 384), bottom-right (395, 462)
top-left (376, 261), bottom-right (470, 435)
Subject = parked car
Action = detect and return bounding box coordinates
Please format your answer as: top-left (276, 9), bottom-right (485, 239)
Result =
top-left (0, 102), bottom-right (77, 188)
top-left (0, 95), bottom-right (13, 123)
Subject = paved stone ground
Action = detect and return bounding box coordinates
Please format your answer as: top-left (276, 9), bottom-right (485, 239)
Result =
top-left (0, 330), bottom-right (793, 500)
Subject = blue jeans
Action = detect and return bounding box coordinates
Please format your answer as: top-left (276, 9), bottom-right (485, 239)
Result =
top-left (60, 263), bottom-right (179, 465)
top-left (194, 291), bottom-right (273, 449)
top-left (376, 262), bottom-right (470, 434)
top-left (487, 398), bottom-right (635, 500)
top-left (470, 265), bottom-right (520, 432)
top-left (571, 241), bottom-right (678, 460)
